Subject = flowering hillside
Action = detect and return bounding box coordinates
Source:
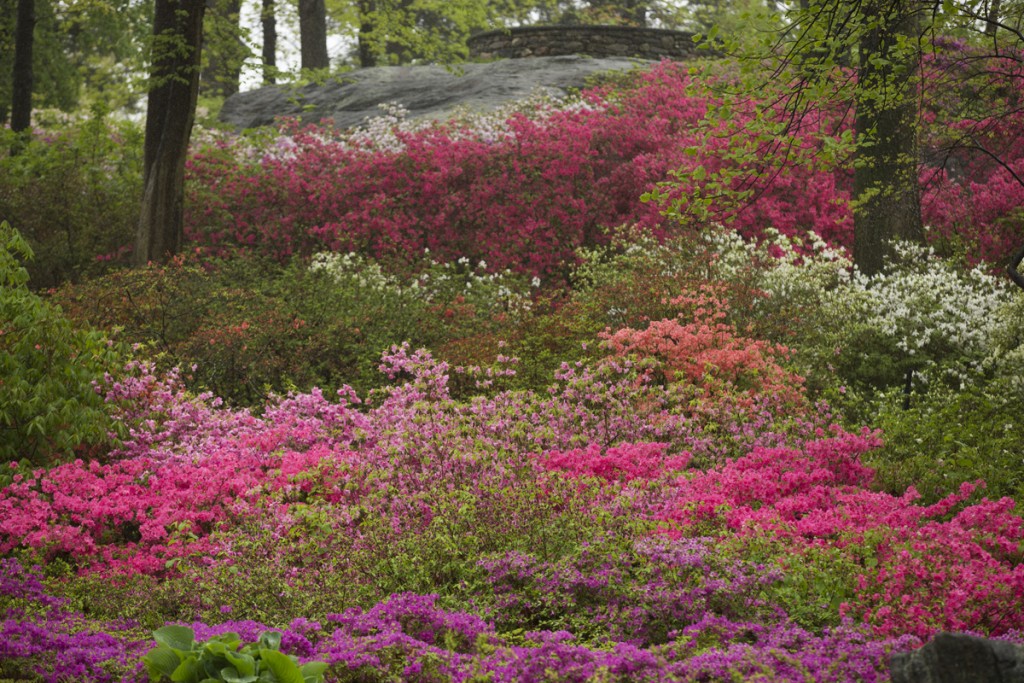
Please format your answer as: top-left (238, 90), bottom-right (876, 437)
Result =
top-left (3, 52), bottom-right (1024, 682)
top-left (185, 59), bottom-right (1023, 278)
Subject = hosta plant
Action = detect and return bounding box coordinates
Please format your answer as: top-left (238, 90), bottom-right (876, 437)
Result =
top-left (143, 625), bottom-right (327, 683)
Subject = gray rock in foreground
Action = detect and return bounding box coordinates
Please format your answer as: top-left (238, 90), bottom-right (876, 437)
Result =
top-left (219, 55), bottom-right (652, 130)
top-left (890, 633), bottom-right (1024, 683)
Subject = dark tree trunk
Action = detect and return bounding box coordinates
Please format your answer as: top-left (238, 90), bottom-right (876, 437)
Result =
top-left (134, 0), bottom-right (205, 266)
top-left (0, 0), bottom-right (16, 126)
top-left (10, 0), bottom-right (34, 134)
top-left (299, 0), bottom-right (329, 71)
top-left (261, 0), bottom-right (276, 84)
top-left (358, 0), bottom-right (376, 67)
top-left (852, 0), bottom-right (924, 275)
top-left (202, 0), bottom-right (243, 97)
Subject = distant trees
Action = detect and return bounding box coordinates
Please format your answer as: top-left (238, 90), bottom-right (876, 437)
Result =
top-left (344, 0), bottom-right (490, 67)
top-left (202, 0), bottom-right (249, 97)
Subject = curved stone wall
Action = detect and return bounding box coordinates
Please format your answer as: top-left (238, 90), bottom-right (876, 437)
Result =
top-left (467, 25), bottom-right (705, 61)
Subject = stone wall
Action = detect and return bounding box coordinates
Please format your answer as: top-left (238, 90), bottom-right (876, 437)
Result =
top-left (467, 25), bottom-right (706, 61)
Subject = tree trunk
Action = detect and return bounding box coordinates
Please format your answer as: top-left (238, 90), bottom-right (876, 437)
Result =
top-left (299, 0), bottom-right (329, 71)
top-left (134, 0), bottom-right (205, 266)
top-left (358, 0), bottom-right (377, 67)
top-left (10, 0), bottom-right (34, 134)
top-left (261, 0), bottom-right (276, 84)
top-left (851, 0), bottom-right (924, 275)
top-left (201, 0), bottom-right (243, 97)
top-left (985, 0), bottom-right (1001, 37)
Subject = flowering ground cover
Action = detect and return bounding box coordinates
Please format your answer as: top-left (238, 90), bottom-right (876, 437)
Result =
top-left (3, 50), bottom-right (1024, 682)
top-left (4, 281), bottom-right (1024, 680)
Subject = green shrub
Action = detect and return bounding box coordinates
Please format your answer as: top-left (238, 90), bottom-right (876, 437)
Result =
top-left (53, 252), bottom-right (534, 405)
top-left (0, 222), bottom-right (123, 465)
top-left (0, 113), bottom-right (142, 288)
top-left (867, 383), bottom-right (1024, 505)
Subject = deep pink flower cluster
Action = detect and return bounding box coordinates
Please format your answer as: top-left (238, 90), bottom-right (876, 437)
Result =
top-left (543, 442), bottom-right (691, 482)
top-left (184, 54), bottom-right (1023, 278)
top-left (184, 62), bottom-right (854, 278)
top-left (657, 434), bottom-right (1024, 638)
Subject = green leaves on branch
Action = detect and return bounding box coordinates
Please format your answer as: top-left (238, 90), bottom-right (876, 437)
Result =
top-left (0, 221), bottom-right (124, 465)
top-left (143, 626), bottom-right (328, 683)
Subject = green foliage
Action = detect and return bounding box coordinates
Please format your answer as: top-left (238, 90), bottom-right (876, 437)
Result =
top-left (168, 467), bottom-right (612, 627)
top-left (0, 111), bottom-right (142, 288)
top-left (331, 0), bottom-right (490, 66)
top-left (868, 383), bottom-right (1024, 505)
top-left (201, 0), bottom-right (251, 99)
top-left (54, 252), bottom-right (533, 405)
top-left (0, 222), bottom-right (123, 465)
top-left (490, 229), bottom-right (722, 393)
top-left (0, 0), bottom-right (151, 121)
top-left (52, 569), bottom-right (200, 632)
top-left (143, 626), bottom-right (327, 683)
top-left (734, 533), bottom-right (868, 633)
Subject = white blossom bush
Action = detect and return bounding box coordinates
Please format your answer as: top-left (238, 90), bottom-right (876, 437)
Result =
top-left (705, 229), bottom-right (1015, 395)
top-left (309, 250), bottom-right (536, 317)
top-left (698, 228), bottom-right (1024, 502)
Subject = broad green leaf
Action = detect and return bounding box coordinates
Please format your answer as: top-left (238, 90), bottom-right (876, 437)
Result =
top-left (143, 647), bottom-right (181, 678)
top-left (154, 625), bottom-right (196, 652)
top-left (258, 649), bottom-right (305, 683)
top-left (300, 661), bottom-right (328, 683)
top-left (225, 651), bottom-right (257, 676)
top-left (215, 632), bottom-right (243, 650)
top-left (203, 640), bottom-right (231, 657)
top-left (170, 654), bottom-right (201, 682)
top-left (221, 665), bottom-right (260, 683)
top-left (258, 631), bottom-right (282, 651)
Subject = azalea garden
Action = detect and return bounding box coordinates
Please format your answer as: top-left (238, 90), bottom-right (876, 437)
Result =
top-left (2, 39), bottom-right (1024, 683)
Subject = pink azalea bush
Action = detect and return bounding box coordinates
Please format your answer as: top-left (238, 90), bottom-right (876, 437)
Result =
top-left (184, 62), bottom-right (858, 279)
top-left (2, 319), bottom-right (1022, 671)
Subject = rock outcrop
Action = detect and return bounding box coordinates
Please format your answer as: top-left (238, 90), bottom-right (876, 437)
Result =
top-left (219, 55), bottom-right (651, 130)
top-left (890, 633), bottom-right (1024, 683)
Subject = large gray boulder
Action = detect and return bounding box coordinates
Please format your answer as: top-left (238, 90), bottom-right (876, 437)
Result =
top-left (219, 55), bottom-right (652, 130)
top-left (890, 633), bottom-right (1024, 683)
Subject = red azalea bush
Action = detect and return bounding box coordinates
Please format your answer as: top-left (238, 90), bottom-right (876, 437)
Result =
top-left (183, 54), bottom-right (1024, 281)
top-left (599, 285), bottom-right (806, 413)
top-left (183, 62), bottom-right (856, 280)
